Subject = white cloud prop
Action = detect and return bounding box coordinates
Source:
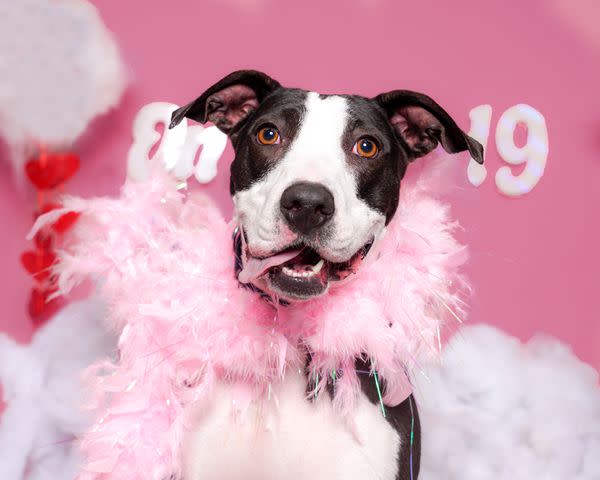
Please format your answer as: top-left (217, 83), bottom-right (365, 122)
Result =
top-left (0, 0), bottom-right (127, 172)
top-left (415, 325), bottom-right (600, 479)
top-left (0, 298), bottom-right (116, 480)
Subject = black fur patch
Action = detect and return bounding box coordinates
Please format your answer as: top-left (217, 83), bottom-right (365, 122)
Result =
top-left (341, 95), bottom-right (409, 223)
top-left (355, 357), bottom-right (421, 480)
top-left (229, 89), bottom-right (308, 194)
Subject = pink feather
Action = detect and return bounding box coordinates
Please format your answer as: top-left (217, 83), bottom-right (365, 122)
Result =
top-left (41, 158), bottom-right (469, 479)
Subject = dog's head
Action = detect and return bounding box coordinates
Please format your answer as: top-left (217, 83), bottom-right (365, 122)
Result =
top-left (170, 70), bottom-right (483, 301)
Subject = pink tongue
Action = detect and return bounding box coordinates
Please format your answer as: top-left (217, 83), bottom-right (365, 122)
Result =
top-left (238, 249), bottom-right (302, 284)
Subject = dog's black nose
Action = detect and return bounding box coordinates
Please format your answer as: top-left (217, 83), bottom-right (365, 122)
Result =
top-left (280, 182), bottom-right (335, 234)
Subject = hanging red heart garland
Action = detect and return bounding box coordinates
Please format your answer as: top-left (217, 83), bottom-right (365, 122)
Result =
top-left (20, 146), bottom-right (81, 326)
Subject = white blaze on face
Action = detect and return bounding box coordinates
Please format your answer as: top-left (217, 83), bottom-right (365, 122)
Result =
top-left (234, 92), bottom-right (386, 262)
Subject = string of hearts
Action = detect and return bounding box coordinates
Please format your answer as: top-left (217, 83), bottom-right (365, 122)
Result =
top-left (20, 147), bottom-right (81, 325)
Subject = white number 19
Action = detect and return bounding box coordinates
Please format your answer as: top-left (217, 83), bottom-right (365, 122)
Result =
top-left (466, 103), bottom-right (548, 196)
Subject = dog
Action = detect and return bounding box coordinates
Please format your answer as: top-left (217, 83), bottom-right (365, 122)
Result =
top-left (169, 70), bottom-right (483, 480)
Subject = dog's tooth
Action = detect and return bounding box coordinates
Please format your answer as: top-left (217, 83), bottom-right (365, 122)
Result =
top-left (282, 265), bottom-right (320, 279)
top-left (311, 259), bottom-right (325, 274)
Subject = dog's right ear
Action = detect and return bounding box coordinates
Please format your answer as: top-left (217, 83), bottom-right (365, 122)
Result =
top-left (169, 70), bottom-right (281, 135)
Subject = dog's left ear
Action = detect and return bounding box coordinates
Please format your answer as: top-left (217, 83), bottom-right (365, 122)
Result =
top-left (169, 70), bottom-right (281, 134)
top-left (374, 90), bottom-right (483, 164)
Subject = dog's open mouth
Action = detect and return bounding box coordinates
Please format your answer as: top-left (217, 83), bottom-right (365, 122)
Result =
top-left (239, 241), bottom-right (373, 300)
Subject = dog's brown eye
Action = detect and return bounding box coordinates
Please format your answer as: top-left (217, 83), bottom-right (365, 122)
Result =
top-left (353, 137), bottom-right (379, 158)
top-left (257, 126), bottom-right (280, 145)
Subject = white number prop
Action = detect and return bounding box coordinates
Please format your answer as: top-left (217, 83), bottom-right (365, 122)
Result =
top-left (126, 102), bottom-right (548, 196)
top-left (466, 104), bottom-right (492, 187)
top-left (127, 102), bottom-right (227, 184)
top-left (494, 104), bottom-right (549, 197)
top-left (127, 102), bottom-right (186, 182)
top-left (465, 103), bottom-right (548, 196)
top-left (172, 125), bottom-right (228, 183)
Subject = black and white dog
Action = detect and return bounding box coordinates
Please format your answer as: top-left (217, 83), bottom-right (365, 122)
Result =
top-left (170, 70), bottom-right (483, 480)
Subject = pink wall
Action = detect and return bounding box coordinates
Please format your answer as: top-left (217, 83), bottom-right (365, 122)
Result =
top-left (1, 0), bottom-right (598, 371)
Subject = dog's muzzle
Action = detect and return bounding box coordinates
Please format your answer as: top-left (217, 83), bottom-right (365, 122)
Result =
top-left (235, 227), bottom-right (374, 301)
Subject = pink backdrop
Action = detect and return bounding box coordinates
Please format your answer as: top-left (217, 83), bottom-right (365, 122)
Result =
top-left (1, 0), bottom-right (599, 374)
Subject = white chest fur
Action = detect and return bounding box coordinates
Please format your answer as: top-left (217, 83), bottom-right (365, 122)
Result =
top-left (183, 369), bottom-right (400, 480)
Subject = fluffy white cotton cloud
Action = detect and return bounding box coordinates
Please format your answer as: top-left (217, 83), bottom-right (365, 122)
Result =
top-left (0, 298), bottom-right (116, 480)
top-left (415, 325), bottom-right (600, 479)
top-left (0, 0), bottom-right (127, 172)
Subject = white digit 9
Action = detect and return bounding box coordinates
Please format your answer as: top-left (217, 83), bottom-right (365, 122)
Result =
top-left (494, 104), bottom-right (548, 197)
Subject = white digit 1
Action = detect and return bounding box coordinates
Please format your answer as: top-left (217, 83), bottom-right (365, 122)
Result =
top-left (172, 125), bottom-right (228, 183)
top-left (127, 102), bottom-right (188, 182)
top-left (466, 104), bottom-right (491, 187)
top-left (495, 104), bottom-right (548, 196)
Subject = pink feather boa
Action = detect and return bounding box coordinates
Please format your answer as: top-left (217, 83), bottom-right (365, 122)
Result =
top-left (34, 159), bottom-right (469, 480)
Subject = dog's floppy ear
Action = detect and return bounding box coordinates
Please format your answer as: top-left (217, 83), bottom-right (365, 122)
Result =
top-left (374, 90), bottom-right (484, 164)
top-left (169, 70), bottom-right (281, 134)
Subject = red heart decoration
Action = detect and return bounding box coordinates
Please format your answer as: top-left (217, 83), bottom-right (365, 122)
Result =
top-left (20, 249), bottom-right (56, 281)
top-left (36, 203), bottom-right (80, 234)
top-left (25, 152), bottom-right (80, 190)
top-left (28, 287), bottom-right (62, 324)
top-left (52, 211), bottom-right (80, 233)
top-left (29, 288), bottom-right (48, 318)
top-left (34, 231), bottom-right (53, 251)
